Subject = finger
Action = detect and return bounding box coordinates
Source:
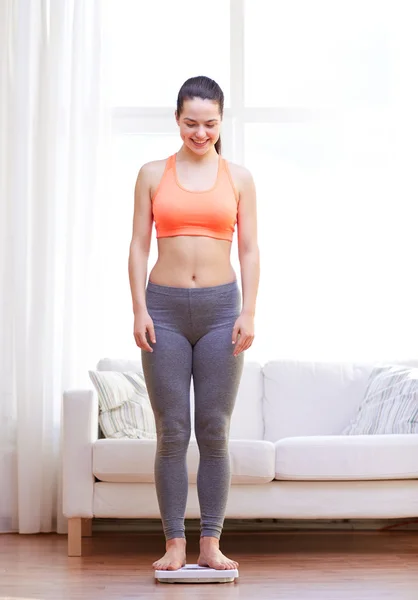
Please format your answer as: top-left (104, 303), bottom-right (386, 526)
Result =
top-left (134, 334), bottom-right (147, 351)
top-left (235, 334), bottom-right (254, 356)
top-left (243, 335), bottom-right (254, 350)
top-left (233, 335), bottom-right (247, 356)
top-left (147, 324), bottom-right (156, 344)
top-left (139, 333), bottom-right (153, 352)
top-left (232, 327), bottom-right (240, 345)
top-left (241, 338), bottom-right (253, 352)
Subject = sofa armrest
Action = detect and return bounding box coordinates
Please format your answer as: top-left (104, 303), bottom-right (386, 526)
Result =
top-left (62, 389), bottom-right (98, 518)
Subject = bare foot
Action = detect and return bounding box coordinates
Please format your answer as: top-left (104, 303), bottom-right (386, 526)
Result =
top-left (152, 537), bottom-right (187, 571)
top-left (197, 536), bottom-right (239, 570)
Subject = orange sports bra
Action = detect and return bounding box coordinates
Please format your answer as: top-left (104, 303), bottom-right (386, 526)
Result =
top-left (151, 153), bottom-right (239, 242)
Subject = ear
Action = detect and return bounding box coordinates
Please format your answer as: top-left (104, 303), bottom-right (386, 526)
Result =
top-left (175, 110), bottom-right (180, 126)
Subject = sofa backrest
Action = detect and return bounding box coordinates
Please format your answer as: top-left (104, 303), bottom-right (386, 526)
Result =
top-left (262, 358), bottom-right (418, 441)
top-left (96, 357), bottom-right (264, 440)
top-left (228, 361), bottom-right (264, 439)
top-left (96, 356), bottom-right (418, 443)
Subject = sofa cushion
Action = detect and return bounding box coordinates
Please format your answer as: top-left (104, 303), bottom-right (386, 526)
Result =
top-left (95, 358), bottom-right (264, 440)
top-left (263, 360), bottom-right (373, 441)
top-left (93, 438), bottom-right (275, 484)
top-left (275, 434), bottom-right (418, 480)
top-left (343, 364), bottom-right (418, 435)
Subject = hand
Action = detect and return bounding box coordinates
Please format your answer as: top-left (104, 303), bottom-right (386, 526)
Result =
top-left (134, 310), bottom-right (156, 352)
top-left (231, 312), bottom-right (255, 357)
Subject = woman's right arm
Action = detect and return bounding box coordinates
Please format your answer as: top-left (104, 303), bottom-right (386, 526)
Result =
top-left (128, 164), bottom-right (155, 352)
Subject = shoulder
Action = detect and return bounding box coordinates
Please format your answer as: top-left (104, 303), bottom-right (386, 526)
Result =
top-left (136, 157), bottom-right (171, 196)
top-left (224, 160), bottom-right (255, 195)
top-left (138, 157), bottom-right (169, 181)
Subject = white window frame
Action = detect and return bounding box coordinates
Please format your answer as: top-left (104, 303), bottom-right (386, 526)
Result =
top-left (110, 0), bottom-right (323, 164)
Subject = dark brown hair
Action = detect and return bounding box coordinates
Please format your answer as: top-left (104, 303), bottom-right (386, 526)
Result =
top-left (176, 76), bottom-right (224, 154)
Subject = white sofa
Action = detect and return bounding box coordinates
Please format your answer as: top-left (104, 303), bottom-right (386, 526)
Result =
top-left (62, 357), bottom-right (418, 556)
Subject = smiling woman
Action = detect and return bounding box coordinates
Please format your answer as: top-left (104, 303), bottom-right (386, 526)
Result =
top-left (175, 77), bottom-right (224, 156)
top-left (181, 116), bottom-right (220, 151)
top-left (127, 75), bottom-right (260, 572)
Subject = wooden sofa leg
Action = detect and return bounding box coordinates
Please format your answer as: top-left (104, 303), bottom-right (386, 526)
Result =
top-left (68, 517), bottom-right (82, 556)
top-left (82, 517), bottom-right (92, 537)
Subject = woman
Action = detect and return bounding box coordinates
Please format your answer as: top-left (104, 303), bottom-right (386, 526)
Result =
top-left (128, 76), bottom-right (260, 572)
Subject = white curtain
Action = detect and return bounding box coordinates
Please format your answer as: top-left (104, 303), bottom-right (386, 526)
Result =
top-left (0, 0), bottom-right (111, 533)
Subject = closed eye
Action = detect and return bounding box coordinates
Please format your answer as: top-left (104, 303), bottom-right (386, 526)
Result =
top-left (185, 122), bottom-right (217, 128)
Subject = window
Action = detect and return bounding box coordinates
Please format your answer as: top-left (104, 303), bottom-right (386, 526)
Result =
top-left (104, 0), bottom-right (418, 363)
top-left (109, 0), bottom-right (230, 107)
top-left (245, 0), bottom-right (391, 108)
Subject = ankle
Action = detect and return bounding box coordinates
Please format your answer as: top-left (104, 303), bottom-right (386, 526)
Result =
top-left (166, 537), bottom-right (186, 548)
top-left (200, 535), bottom-right (220, 546)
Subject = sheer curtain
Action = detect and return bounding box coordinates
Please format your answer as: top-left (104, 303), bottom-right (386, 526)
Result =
top-left (0, 0), bottom-right (111, 533)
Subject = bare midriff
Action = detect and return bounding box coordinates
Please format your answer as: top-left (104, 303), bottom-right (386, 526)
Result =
top-left (148, 236), bottom-right (237, 288)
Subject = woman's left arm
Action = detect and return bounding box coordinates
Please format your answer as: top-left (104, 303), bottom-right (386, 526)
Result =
top-left (231, 166), bottom-right (260, 357)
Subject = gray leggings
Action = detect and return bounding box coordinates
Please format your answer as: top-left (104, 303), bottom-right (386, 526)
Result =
top-left (141, 279), bottom-right (244, 541)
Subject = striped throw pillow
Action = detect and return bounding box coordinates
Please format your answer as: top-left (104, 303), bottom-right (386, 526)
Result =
top-left (88, 370), bottom-right (156, 439)
top-left (343, 364), bottom-right (418, 435)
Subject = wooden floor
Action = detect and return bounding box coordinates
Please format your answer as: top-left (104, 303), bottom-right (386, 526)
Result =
top-left (1, 530), bottom-right (418, 599)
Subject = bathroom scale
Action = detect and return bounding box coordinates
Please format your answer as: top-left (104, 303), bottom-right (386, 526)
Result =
top-left (155, 563), bottom-right (239, 584)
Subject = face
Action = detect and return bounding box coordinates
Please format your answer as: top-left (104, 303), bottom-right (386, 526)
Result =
top-left (176, 97), bottom-right (222, 154)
